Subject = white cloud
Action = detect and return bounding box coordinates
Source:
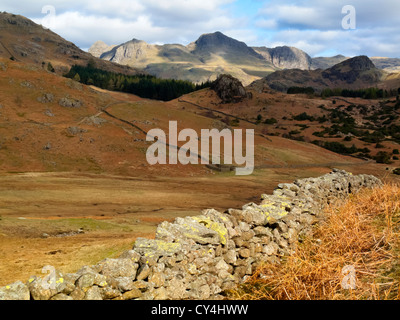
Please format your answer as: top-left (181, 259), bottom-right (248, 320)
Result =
top-left (255, 18), bottom-right (277, 29)
top-left (4, 0), bottom-right (238, 48)
top-left (2, 0), bottom-right (400, 58)
top-left (253, 0), bottom-right (400, 57)
top-left (33, 11), bottom-right (166, 48)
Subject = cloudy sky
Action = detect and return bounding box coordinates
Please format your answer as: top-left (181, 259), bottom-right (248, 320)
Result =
top-left (1, 0), bottom-right (399, 58)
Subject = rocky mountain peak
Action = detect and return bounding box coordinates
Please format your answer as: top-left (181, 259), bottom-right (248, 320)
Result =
top-left (322, 55), bottom-right (380, 83)
top-left (338, 55), bottom-right (376, 70)
top-left (191, 31), bottom-right (262, 59)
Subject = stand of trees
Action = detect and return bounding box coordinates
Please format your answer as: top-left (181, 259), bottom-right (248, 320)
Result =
top-left (64, 63), bottom-right (212, 101)
top-left (287, 86), bottom-right (400, 100)
top-left (287, 87), bottom-right (315, 95)
top-left (321, 87), bottom-right (400, 99)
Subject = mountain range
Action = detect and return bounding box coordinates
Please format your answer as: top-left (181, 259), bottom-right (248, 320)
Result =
top-left (90, 31), bottom-right (400, 86)
top-left (1, 11), bottom-right (399, 89)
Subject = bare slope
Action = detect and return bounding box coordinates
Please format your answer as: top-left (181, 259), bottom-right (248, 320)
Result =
top-left (0, 12), bottom-right (142, 76)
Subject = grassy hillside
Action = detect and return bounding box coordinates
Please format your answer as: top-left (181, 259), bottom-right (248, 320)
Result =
top-left (229, 182), bottom-right (400, 300)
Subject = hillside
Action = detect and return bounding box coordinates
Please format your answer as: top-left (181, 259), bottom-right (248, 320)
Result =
top-left (253, 56), bottom-right (388, 92)
top-left (181, 74), bottom-right (400, 170)
top-left (1, 56), bottom-right (373, 177)
top-left (0, 12), bottom-right (142, 77)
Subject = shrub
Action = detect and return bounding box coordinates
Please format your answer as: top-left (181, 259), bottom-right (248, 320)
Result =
top-left (375, 151), bottom-right (392, 164)
top-left (264, 118), bottom-right (277, 125)
top-left (47, 62), bottom-right (55, 72)
top-left (287, 87), bottom-right (315, 95)
top-left (293, 112), bottom-right (315, 122)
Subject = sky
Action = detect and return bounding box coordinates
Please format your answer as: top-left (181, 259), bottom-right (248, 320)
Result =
top-left (1, 0), bottom-right (399, 58)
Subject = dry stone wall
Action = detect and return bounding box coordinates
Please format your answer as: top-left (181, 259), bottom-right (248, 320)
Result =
top-left (0, 169), bottom-right (382, 300)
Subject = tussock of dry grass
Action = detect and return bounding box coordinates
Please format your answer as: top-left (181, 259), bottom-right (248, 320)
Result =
top-left (229, 183), bottom-right (400, 300)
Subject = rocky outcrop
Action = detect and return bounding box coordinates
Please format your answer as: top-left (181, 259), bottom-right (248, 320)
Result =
top-left (58, 97), bottom-right (84, 108)
top-left (211, 74), bottom-right (247, 103)
top-left (254, 46), bottom-right (312, 70)
top-left (0, 170), bottom-right (382, 300)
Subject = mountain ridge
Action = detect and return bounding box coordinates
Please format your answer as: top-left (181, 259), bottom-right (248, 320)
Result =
top-left (90, 31), bottom-right (400, 86)
top-left (89, 32), bottom-right (316, 86)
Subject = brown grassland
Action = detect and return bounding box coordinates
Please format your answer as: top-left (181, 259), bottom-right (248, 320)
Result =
top-left (228, 181), bottom-right (400, 300)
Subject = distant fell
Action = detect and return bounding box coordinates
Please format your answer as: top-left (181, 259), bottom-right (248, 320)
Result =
top-left (0, 12), bottom-right (142, 76)
top-left (252, 55), bottom-right (387, 92)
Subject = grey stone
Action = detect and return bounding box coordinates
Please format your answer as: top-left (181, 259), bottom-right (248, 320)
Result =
top-left (84, 286), bottom-right (103, 300)
top-left (115, 277), bottom-right (136, 292)
top-left (148, 272), bottom-right (165, 288)
top-left (118, 250), bottom-right (141, 263)
top-left (224, 250), bottom-right (237, 265)
top-left (75, 273), bottom-right (95, 290)
top-left (136, 264), bottom-right (151, 281)
top-left (263, 243), bottom-right (279, 256)
top-left (101, 287), bottom-right (122, 300)
top-left (37, 93), bottom-right (54, 103)
top-left (98, 258), bottom-right (138, 279)
top-left (0, 281), bottom-right (30, 300)
top-left (134, 238), bottom-right (182, 258)
top-left (122, 288), bottom-right (142, 300)
top-left (59, 97), bottom-right (83, 108)
top-left (156, 215), bottom-right (228, 246)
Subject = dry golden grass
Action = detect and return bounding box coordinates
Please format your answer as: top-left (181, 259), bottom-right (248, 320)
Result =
top-left (229, 183), bottom-right (400, 300)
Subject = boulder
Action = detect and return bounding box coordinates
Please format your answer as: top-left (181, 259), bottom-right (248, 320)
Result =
top-left (211, 74), bottom-right (247, 103)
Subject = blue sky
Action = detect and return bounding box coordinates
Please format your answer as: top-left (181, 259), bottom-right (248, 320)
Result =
top-left (1, 0), bottom-right (399, 58)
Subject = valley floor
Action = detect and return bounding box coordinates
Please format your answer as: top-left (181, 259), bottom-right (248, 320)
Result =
top-left (0, 162), bottom-right (396, 287)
